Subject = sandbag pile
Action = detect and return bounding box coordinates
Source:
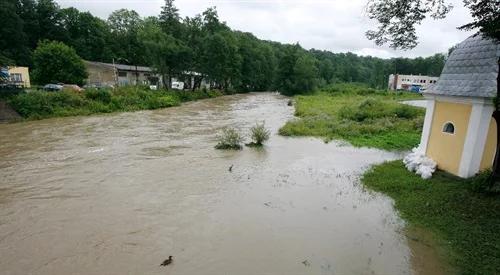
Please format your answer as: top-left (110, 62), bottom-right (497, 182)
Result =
top-left (403, 147), bottom-right (437, 179)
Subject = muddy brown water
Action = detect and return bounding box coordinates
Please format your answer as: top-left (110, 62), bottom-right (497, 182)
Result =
top-left (0, 93), bottom-right (447, 275)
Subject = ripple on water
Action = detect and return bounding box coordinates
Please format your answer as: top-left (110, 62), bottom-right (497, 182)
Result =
top-left (0, 93), bottom-right (448, 275)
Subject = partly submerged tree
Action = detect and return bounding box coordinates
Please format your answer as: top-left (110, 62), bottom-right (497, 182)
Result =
top-left (365, 0), bottom-right (499, 187)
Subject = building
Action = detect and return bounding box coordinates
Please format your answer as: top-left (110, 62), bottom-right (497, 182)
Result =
top-left (388, 74), bottom-right (439, 92)
top-left (2, 66), bottom-right (31, 88)
top-left (419, 34), bottom-right (498, 178)
top-left (84, 61), bottom-right (159, 87)
top-left (84, 61), bottom-right (210, 90)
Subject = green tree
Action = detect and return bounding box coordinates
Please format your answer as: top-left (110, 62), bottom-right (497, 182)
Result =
top-left (293, 54), bottom-right (319, 93)
top-left (184, 14), bottom-right (205, 90)
top-left (201, 31), bottom-right (242, 90)
top-left (276, 44), bottom-right (318, 94)
top-left (59, 8), bottom-right (112, 62)
top-left (318, 58), bottom-right (335, 84)
top-left (32, 40), bottom-right (87, 85)
top-left (107, 9), bottom-right (145, 66)
top-left (159, 0), bottom-right (183, 38)
top-left (235, 32), bottom-right (276, 91)
top-left (0, 0), bottom-right (30, 65)
top-left (366, 0), bottom-right (499, 49)
top-left (201, 7), bottom-right (229, 34)
top-left (140, 18), bottom-right (190, 88)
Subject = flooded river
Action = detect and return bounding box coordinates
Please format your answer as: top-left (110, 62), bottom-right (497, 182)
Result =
top-left (0, 93), bottom-right (446, 275)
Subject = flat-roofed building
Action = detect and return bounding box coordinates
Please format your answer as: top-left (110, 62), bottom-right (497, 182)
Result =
top-left (6, 66), bottom-right (31, 88)
top-left (388, 74), bottom-right (439, 92)
top-left (84, 61), bottom-right (158, 87)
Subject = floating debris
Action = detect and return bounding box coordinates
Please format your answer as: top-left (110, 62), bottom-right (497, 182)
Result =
top-left (302, 260), bottom-right (311, 267)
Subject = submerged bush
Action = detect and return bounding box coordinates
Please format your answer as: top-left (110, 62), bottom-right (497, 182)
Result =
top-left (215, 127), bottom-right (244, 150)
top-left (247, 122), bottom-right (271, 146)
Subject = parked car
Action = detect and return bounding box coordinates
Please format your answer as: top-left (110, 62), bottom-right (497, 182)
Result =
top-left (43, 84), bottom-right (63, 91)
top-left (62, 84), bottom-right (83, 92)
top-left (83, 83), bottom-right (114, 90)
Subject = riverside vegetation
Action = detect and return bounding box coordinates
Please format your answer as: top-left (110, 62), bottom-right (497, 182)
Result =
top-left (279, 83), bottom-right (424, 150)
top-left (246, 122), bottom-right (271, 147)
top-left (6, 86), bottom-right (227, 120)
top-left (362, 161), bottom-right (500, 274)
top-left (215, 127), bottom-right (244, 150)
top-left (215, 123), bottom-right (271, 149)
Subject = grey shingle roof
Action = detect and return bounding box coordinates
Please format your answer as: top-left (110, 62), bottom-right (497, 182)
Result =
top-left (424, 34), bottom-right (499, 98)
top-left (84, 61), bottom-right (154, 73)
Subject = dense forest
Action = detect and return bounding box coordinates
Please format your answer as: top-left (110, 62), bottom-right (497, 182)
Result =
top-left (1, 0), bottom-right (446, 93)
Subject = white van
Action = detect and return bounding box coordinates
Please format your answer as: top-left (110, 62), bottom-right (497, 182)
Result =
top-left (171, 81), bottom-right (184, 90)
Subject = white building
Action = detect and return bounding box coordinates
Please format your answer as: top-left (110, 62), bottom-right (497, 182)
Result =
top-left (388, 74), bottom-right (439, 92)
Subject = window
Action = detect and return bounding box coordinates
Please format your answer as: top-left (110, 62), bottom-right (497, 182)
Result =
top-left (10, 73), bottom-right (22, 82)
top-left (118, 71), bottom-right (127, 77)
top-left (443, 122), bottom-right (455, 134)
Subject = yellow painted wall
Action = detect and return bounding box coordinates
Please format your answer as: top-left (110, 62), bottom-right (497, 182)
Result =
top-left (426, 101), bottom-right (472, 175)
top-left (480, 118), bottom-right (497, 171)
top-left (8, 67), bottom-right (31, 88)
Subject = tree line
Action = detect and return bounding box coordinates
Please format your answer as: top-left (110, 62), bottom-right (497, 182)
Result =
top-left (1, 0), bottom-right (446, 94)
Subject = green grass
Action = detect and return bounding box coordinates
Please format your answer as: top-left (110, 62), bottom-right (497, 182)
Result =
top-left (362, 161), bottom-right (500, 275)
top-left (279, 83), bottom-right (424, 150)
top-left (7, 86), bottom-right (228, 120)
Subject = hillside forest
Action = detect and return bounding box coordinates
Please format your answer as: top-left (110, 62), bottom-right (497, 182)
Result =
top-left (1, 0), bottom-right (447, 94)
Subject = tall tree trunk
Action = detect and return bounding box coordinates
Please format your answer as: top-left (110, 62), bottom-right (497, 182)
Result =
top-left (167, 69), bottom-right (172, 90)
top-left (135, 65), bottom-right (138, 86)
top-left (489, 57), bottom-right (500, 189)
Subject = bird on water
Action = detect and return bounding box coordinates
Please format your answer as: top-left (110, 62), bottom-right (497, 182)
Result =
top-left (160, 256), bottom-right (173, 266)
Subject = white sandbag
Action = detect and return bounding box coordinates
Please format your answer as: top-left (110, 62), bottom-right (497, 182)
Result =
top-left (403, 146), bottom-right (437, 179)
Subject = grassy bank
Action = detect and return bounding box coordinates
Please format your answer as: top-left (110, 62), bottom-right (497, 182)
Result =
top-left (6, 86), bottom-right (228, 120)
top-left (279, 83), bottom-right (424, 150)
top-left (362, 161), bottom-right (500, 274)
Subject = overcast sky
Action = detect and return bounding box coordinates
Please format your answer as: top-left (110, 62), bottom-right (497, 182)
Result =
top-left (54, 0), bottom-right (474, 58)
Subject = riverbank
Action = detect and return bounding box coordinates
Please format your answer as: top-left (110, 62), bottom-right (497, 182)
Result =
top-left (278, 83), bottom-right (424, 151)
top-left (4, 86), bottom-right (230, 121)
top-left (362, 161), bottom-right (500, 274)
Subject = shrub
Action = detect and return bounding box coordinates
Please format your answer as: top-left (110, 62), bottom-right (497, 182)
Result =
top-left (32, 40), bottom-right (87, 85)
top-left (85, 89), bottom-right (112, 103)
top-left (145, 95), bottom-right (179, 109)
top-left (394, 104), bottom-right (420, 119)
top-left (247, 122), bottom-right (271, 146)
top-left (339, 98), bottom-right (388, 122)
top-left (215, 127), bottom-right (244, 150)
top-left (8, 90), bottom-right (85, 118)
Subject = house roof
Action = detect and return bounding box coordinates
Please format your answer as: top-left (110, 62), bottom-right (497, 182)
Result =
top-left (424, 34), bottom-right (499, 98)
top-left (84, 61), bottom-right (154, 73)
